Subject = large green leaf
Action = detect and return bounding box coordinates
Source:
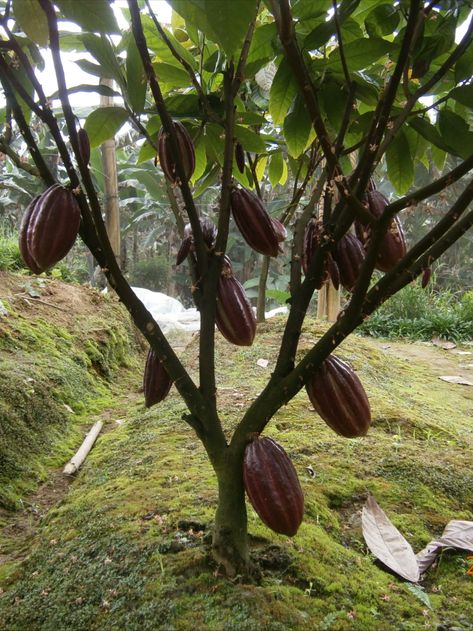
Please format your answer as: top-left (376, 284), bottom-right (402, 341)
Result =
top-left (269, 59), bottom-right (299, 126)
top-left (74, 59), bottom-right (103, 78)
top-left (325, 38), bottom-right (396, 72)
top-left (450, 84), bottom-right (473, 109)
top-left (55, 0), bottom-right (120, 34)
top-left (455, 44), bottom-right (473, 83)
top-left (438, 109), bottom-right (473, 159)
top-left (47, 84), bottom-right (119, 101)
top-left (283, 95), bottom-right (313, 158)
top-left (168, 0), bottom-right (256, 58)
top-left (191, 136), bottom-right (207, 183)
top-left (408, 117), bottom-right (451, 153)
top-left (268, 152), bottom-right (283, 187)
top-left (84, 107), bottom-right (129, 147)
top-left (126, 38), bottom-right (147, 114)
top-left (153, 63), bottom-right (191, 88)
top-left (303, 0), bottom-right (361, 50)
top-left (247, 23), bottom-right (277, 65)
top-left (12, 0), bottom-right (49, 46)
top-left (81, 34), bottom-right (124, 86)
top-left (364, 4), bottom-right (400, 38)
top-left (234, 125), bottom-right (266, 154)
top-left (386, 129), bottom-right (413, 195)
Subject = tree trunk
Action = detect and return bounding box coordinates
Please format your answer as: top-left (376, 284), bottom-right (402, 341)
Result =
top-left (212, 452), bottom-right (250, 577)
top-left (100, 78), bottom-right (121, 267)
top-left (316, 281), bottom-right (340, 322)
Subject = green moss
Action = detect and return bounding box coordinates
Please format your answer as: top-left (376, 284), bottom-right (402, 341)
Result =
top-left (1, 315), bottom-right (472, 629)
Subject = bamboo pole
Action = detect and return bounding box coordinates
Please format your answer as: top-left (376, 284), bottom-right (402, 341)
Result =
top-left (63, 421), bottom-right (104, 475)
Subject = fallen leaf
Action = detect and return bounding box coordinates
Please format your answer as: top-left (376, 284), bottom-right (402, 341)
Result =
top-left (256, 358), bottom-right (269, 368)
top-left (454, 350), bottom-right (473, 356)
top-left (362, 495), bottom-right (420, 583)
top-left (416, 520), bottom-right (473, 575)
top-left (431, 338), bottom-right (456, 350)
top-left (438, 375), bottom-right (473, 386)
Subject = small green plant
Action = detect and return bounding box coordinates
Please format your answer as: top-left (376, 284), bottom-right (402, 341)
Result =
top-left (128, 256), bottom-right (171, 292)
top-left (0, 235), bottom-right (26, 271)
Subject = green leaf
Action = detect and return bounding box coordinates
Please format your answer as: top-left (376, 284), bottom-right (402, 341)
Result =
top-left (364, 4), bottom-right (400, 38)
top-left (193, 165), bottom-right (220, 198)
top-left (84, 107), bottom-right (129, 147)
top-left (450, 84), bottom-right (473, 109)
top-left (455, 44), bottom-right (473, 83)
top-left (47, 83), bottom-right (119, 101)
top-left (191, 137), bottom-right (207, 183)
top-left (326, 38), bottom-right (396, 72)
top-left (303, 0), bottom-right (361, 50)
top-left (137, 141), bottom-right (156, 165)
top-left (269, 59), bottom-right (299, 125)
top-left (204, 123), bottom-right (224, 166)
top-left (81, 34), bottom-right (124, 86)
top-left (234, 125), bottom-right (266, 154)
top-left (386, 129), bottom-right (414, 194)
top-left (438, 109), bottom-right (473, 159)
top-left (408, 117), bottom-right (451, 153)
top-left (153, 63), bottom-right (191, 88)
top-left (74, 59), bottom-right (104, 78)
top-left (12, 0), bottom-right (49, 46)
top-left (283, 95), bottom-right (312, 158)
top-left (268, 152), bottom-right (283, 187)
top-left (247, 23), bottom-right (277, 65)
top-left (126, 38), bottom-right (147, 114)
top-left (168, 0), bottom-right (256, 58)
top-left (55, 0), bottom-right (120, 34)
top-left (255, 156), bottom-right (267, 182)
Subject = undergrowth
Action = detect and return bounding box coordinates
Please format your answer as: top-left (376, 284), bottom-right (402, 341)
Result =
top-left (0, 315), bottom-right (472, 630)
top-left (360, 283), bottom-right (473, 342)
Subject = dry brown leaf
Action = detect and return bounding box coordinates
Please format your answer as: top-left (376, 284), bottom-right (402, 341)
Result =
top-left (416, 520), bottom-right (473, 575)
top-left (438, 375), bottom-right (473, 386)
top-left (362, 495), bottom-right (420, 583)
top-left (431, 338), bottom-right (456, 350)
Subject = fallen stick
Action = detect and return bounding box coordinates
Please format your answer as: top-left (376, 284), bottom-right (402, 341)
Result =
top-left (63, 420), bottom-right (104, 475)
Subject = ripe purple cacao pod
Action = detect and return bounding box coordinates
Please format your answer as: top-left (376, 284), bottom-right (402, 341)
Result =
top-left (176, 235), bottom-right (193, 265)
top-left (235, 142), bottom-right (245, 174)
top-left (333, 233), bottom-right (365, 292)
top-left (77, 127), bottom-right (90, 166)
top-left (302, 218), bottom-right (328, 288)
top-left (305, 355), bottom-right (371, 438)
top-left (271, 218), bottom-right (287, 243)
top-left (356, 190), bottom-right (407, 272)
top-left (157, 120), bottom-right (195, 183)
top-left (243, 435), bottom-right (304, 536)
top-left (216, 266), bottom-right (256, 346)
top-left (230, 187), bottom-right (279, 257)
top-left (326, 253), bottom-right (340, 290)
top-left (421, 267), bottom-right (432, 289)
top-left (19, 195), bottom-right (43, 274)
top-left (20, 184), bottom-right (81, 273)
top-left (143, 348), bottom-right (173, 408)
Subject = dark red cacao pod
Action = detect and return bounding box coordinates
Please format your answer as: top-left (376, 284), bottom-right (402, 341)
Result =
top-left (326, 253), bottom-right (340, 290)
top-left (302, 219), bottom-right (329, 288)
top-left (235, 142), bottom-right (245, 174)
top-left (77, 127), bottom-right (90, 166)
top-left (243, 435), bottom-right (304, 536)
top-left (175, 219), bottom-right (217, 265)
top-left (157, 121), bottom-right (195, 183)
top-left (356, 190), bottom-right (407, 272)
top-left (19, 195), bottom-right (43, 273)
top-left (216, 268), bottom-right (256, 346)
top-left (305, 355), bottom-right (371, 438)
top-left (333, 233), bottom-right (365, 292)
top-left (176, 236), bottom-right (192, 265)
top-left (230, 187), bottom-right (279, 257)
top-left (421, 267), bottom-right (432, 289)
top-left (143, 348), bottom-right (173, 408)
top-left (271, 218), bottom-right (287, 243)
top-left (21, 184), bottom-right (81, 273)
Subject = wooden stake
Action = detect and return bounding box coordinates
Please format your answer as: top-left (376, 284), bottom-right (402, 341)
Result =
top-left (63, 420), bottom-right (104, 475)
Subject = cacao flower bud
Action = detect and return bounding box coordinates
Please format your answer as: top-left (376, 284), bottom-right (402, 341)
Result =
top-left (230, 187), bottom-right (279, 257)
top-left (306, 355), bottom-right (371, 438)
top-left (235, 142), bottom-right (245, 174)
top-left (19, 184), bottom-right (81, 273)
top-left (143, 348), bottom-right (173, 408)
top-left (77, 127), bottom-right (90, 166)
top-left (216, 263), bottom-right (256, 346)
top-left (157, 121), bottom-right (195, 183)
top-left (243, 435), bottom-right (304, 536)
top-left (333, 233), bottom-right (365, 292)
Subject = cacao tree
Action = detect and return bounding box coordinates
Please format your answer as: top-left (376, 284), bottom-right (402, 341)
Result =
top-left (1, 0), bottom-right (473, 578)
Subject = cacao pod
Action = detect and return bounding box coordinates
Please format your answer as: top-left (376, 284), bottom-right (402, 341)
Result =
top-left (235, 142), bottom-right (245, 174)
top-left (19, 195), bottom-right (43, 274)
top-left (243, 435), bottom-right (304, 536)
top-left (20, 184), bottom-right (81, 273)
top-left (305, 355), bottom-right (371, 438)
top-left (271, 218), bottom-right (287, 243)
top-left (356, 190), bottom-right (407, 272)
top-left (216, 265), bottom-right (256, 346)
top-left (302, 219), bottom-right (333, 289)
top-left (157, 121), bottom-right (195, 183)
top-left (421, 267), bottom-right (432, 289)
top-left (77, 127), bottom-right (90, 166)
top-left (230, 187), bottom-right (279, 257)
top-left (143, 348), bottom-right (173, 408)
top-left (326, 254), bottom-right (340, 291)
top-left (175, 219), bottom-right (218, 265)
top-left (333, 233), bottom-right (365, 292)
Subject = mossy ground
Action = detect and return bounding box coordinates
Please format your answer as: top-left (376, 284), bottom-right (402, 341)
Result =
top-left (0, 299), bottom-right (472, 630)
